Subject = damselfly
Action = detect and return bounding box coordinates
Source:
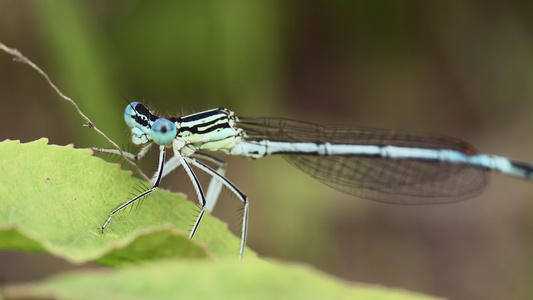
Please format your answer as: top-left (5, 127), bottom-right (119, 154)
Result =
top-left (94, 102), bottom-right (533, 260)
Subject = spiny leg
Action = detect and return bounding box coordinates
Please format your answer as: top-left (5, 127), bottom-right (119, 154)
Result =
top-left (92, 143), bottom-right (227, 211)
top-left (191, 152), bottom-right (227, 212)
top-left (100, 146), bottom-right (166, 231)
top-left (90, 143), bottom-right (153, 161)
top-left (172, 149), bottom-right (207, 239)
top-left (160, 152), bottom-right (227, 212)
top-left (188, 157), bottom-right (248, 260)
top-left (96, 143), bottom-right (244, 258)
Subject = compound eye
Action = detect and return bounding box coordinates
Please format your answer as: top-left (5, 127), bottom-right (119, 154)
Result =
top-left (124, 102), bottom-right (141, 128)
top-left (151, 118), bottom-right (177, 145)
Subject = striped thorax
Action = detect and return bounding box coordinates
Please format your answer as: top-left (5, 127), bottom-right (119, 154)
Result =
top-left (175, 108), bottom-right (243, 154)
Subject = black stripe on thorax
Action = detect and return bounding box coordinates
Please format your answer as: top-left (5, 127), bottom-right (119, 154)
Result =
top-left (194, 115), bottom-right (230, 129)
top-left (178, 122), bottom-right (232, 135)
top-left (178, 108), bottom-right (229, 123)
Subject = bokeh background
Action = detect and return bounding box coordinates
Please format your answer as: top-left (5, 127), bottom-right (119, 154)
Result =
top-left (2, 1), bottom-right (533, 299)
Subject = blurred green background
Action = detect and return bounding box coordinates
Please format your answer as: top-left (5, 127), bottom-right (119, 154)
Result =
top-left (2, 1), bottom-right (533, 299)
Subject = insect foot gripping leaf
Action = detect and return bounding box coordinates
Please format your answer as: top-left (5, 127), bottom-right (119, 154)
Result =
top-left (0, 138), bottom-right (253, 266)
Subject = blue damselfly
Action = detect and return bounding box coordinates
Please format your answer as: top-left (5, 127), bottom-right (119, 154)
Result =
top-left (94, 102), bottom-right (533, 260)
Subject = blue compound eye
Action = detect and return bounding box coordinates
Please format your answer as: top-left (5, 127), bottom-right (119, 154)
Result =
top-left (124, 102), bottom-right (141, 128)
top-left (151, 118), bottom-right (177, 145)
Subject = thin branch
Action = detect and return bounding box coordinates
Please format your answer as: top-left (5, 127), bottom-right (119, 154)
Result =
top-left (0, 41), bottom-right (151, 182)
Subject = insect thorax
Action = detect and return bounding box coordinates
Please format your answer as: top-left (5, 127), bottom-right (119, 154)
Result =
top-left (176, 108), bottom-right (242, 154)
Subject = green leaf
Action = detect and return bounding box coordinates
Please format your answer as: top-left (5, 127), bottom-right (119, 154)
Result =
top-left (0, 138), bottom-right (251, 265)
top-left (3, 259), bottom-right (443, 300)
top-left (0, 139), bottom-right (444, 299)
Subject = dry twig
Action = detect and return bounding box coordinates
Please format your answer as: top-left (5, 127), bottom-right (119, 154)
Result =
top-left (0, 41), bottom-right (150, 182)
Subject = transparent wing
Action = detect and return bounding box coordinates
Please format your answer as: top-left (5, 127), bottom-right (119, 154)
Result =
top-left (237, 117), bottom-right (488, 204)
